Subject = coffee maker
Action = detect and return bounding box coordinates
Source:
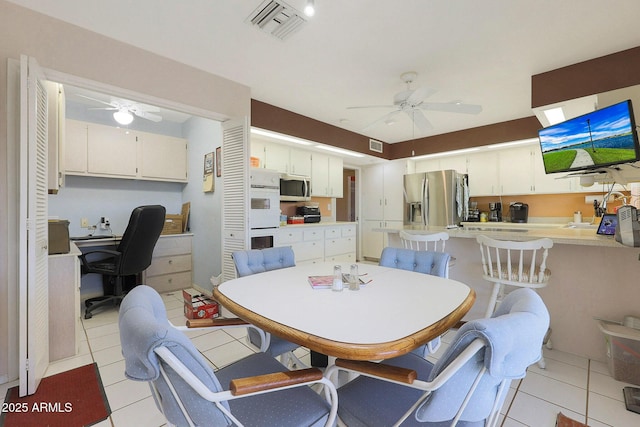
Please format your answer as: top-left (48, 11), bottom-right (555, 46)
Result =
top-left (489, 202), bottom-right (502, 222)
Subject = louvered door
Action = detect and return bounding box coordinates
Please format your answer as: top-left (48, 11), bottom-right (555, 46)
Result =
top-left (221, 118), bottom-right (250, 282)
top-left (18, 55), bottom-right (49, 396)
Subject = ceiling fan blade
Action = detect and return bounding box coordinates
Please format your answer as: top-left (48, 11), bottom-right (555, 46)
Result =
top-left (406, 86), bottom-right (437, 106)
top-left (362, 110), bottom-right (402, 130)
top-left (132, 110), bottom-right (162, 122)
top-left (405, 109), bottom-right (433, 132)
top-left (420, 101), bottom-right (482, 114)
top-left (76, 94), bottom-right (117, 108)
top-left (87, 107), bottom-right (118, 111)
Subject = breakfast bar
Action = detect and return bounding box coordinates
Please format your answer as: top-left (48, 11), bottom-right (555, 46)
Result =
top-left (376, 222), bottom-right (640, 362)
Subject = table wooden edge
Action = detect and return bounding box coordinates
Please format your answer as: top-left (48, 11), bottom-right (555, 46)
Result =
top-left (213, 287), bottom-right (476, 360)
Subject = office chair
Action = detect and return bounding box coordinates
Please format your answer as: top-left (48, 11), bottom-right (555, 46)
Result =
top-left (80, 205), bottom-right (166, 319)
top-left (327, 288), bottom-right (549, 427)
top-left (119, 285), bottom-right (337, 427)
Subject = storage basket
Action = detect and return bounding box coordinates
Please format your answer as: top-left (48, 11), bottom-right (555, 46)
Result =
top-left (598, 320), bottom-right (640, 386)
top-left (162, 214), bottom-right (183, 235)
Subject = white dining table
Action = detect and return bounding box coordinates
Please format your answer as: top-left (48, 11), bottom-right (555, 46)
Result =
top-left (213, 262), bottom-right (475, 360)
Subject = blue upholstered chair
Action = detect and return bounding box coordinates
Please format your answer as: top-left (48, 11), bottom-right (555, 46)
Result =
top-left (326, 288), bottom-right (550, 427)
top-left (231, 246), bottom-right (304, 366)
top-left (379, 247), bottom-right (452, 355)
top-left (119, 285), bottom-right (337, 427)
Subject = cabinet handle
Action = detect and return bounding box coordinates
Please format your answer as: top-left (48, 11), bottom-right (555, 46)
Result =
top-left (168, 278), bottom-right (173, 284)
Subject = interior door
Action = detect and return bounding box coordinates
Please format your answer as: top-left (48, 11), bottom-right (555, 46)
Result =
top-left (221, 117), bottom-right (250, 283)
top-left (18, 55), bottom-right (50, 396)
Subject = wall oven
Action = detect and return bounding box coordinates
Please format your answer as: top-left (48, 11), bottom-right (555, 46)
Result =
top-left (249, 168), bottom-right (281, 231)
top-left (280, 173), bottom-right (311, 202)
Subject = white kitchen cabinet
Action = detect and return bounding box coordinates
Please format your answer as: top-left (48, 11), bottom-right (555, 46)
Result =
top-left (143, 234), bottom-right (193, 293)
top-left (87, 123), bottom-right (138, 177)
top-left (499, 146), bottom-right (533, 195)
top-left (361, 160), bottom-right (407, 260)
top-left (250, 140), bottom-right (267, 168)
top-left (64, 119), bottom-right (88, 174)
top-left (289, 147), bottom-right (312, 176)
top-left (276, 223), bottom-right (356, 264)
top-left (263, 142), bottom-right (290, 173)
top-left (439, 154), bottom-right (468, 174)
top-left (65, 119), bottom-right (188, 183)
top-left (467, 151), bottom-right (499, 196)
top-left (48, 243), bottom-right (81, 361)
top-left (324, 224), bottom-right (356, 263)
top-left (311, 153), bottom-right (343, 197)
top-left (140, 134), bottom-right (188, 182)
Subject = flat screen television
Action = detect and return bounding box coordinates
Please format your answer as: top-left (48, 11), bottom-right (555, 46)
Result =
top-left (538, 99), bottom-right (640, 174)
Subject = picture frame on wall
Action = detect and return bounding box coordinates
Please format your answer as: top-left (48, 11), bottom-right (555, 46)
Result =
top-left (203, 151), bottom-right (214, 192)
top-left (216, 146), bottom-right (222, 177)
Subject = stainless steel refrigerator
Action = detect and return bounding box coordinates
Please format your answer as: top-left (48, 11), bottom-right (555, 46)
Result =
top-left (403, 170), bottom-right (469, 227)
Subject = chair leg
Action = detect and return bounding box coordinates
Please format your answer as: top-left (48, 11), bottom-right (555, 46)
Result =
top-left (485, 283), bottom-right (502, 318)
top-left (84, 275), bottom-right (126, 319)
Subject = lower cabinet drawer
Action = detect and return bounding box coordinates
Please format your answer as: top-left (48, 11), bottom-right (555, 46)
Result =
top-left (292, 240), bottom-right (324, 262)
top-left (145, 271), bottom-right (192, 293)
top-left (325, 237), bottom-right (356, 257)
top-left (145, 254), bottom-right (191, 277)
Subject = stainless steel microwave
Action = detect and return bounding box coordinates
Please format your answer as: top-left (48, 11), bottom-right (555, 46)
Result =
top-left (280, 173), bottom-right (311, 201)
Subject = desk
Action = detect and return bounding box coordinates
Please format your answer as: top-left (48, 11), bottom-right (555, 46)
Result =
top-left (214, 262), bottom-right (475, 360)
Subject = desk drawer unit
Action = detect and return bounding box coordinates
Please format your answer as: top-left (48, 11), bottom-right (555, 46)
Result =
top-left (144, 234), bottom-right (193, 293)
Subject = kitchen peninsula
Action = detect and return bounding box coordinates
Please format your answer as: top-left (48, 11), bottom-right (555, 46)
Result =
top-left (376, 223), bottom-right (640, 363)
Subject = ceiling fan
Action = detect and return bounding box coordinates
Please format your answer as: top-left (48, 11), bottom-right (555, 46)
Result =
top-left (348, 71), bottom-right (482, 133)
top-left (77, 94), bottom-right (163, 124)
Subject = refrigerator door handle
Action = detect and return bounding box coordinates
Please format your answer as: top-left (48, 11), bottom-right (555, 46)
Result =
top-left (423, 177), bottom-right (429, 226)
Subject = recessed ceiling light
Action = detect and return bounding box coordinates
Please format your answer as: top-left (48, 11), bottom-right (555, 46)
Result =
top-left (304, 0), bottom-right (315, 17)
top-left (543, 107), bottom-right (565, 125)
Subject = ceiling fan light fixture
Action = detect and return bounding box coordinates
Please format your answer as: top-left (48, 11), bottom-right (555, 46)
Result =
top-left (113, 109), bottom-right (134, 125)
top-left (304, 0), bottom-right (315, 17)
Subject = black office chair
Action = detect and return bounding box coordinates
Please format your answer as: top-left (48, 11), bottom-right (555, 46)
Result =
top-left (79, 205), bottom-right (166, 319)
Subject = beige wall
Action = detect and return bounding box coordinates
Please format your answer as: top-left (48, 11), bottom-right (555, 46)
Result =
top-left (0, 0), bottom-right (251, 383)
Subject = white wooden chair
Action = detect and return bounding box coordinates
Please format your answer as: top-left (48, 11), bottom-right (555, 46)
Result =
top-left (476, 234), bottom-right (553, 368)
top-left (399, 230), bottom-right (454, 277)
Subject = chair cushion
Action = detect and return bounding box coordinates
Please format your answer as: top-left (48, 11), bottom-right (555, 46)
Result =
top-left (119, 285), bottom-right (230, 427)
top-left (216, 352), bottom-right (331, 427)
top-left (232, 246), bottom-right (295, 277)
top-left (379, 247), bottom-right (450, 278)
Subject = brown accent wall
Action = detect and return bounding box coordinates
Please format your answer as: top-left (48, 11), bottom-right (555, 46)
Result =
top-left (531, 46), bottom-right (640, 108)
top-left (389, 116), bottom-right (542, 159)
top-left (251, 99), bottom-right (390, 160)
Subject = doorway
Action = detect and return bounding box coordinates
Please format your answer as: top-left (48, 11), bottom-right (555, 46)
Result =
top-left (336, 168), bottom-right (356, 222)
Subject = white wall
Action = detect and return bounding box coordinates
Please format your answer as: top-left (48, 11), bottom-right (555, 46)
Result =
top-left (182, 117), bottom-right (223, 291)
top-left (0, 0), bottom-right (250, 383)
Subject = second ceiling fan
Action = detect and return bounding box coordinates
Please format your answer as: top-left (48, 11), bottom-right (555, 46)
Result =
top-left (348, 71), bottom-right (482, 133)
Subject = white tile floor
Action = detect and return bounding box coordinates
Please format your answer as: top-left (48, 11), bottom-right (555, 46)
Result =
top-left (2, 289), bottom-right (640, 426)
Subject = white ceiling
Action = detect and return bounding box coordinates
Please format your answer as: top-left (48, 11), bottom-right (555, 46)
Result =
top-left (9, 0), bottom-right (640, 143)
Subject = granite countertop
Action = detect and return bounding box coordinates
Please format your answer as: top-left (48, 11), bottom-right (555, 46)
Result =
top-left (378, 221), bottom-right (627, 248)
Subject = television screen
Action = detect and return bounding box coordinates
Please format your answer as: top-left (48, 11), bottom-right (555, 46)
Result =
top-left (538, 100), bottom-right (640, 174)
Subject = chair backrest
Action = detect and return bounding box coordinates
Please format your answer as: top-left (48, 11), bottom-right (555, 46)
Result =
top-left (379, 247), bottom-right (450, 278)
top-left (117, 205), bottom-right (166, 276)
top-left (399, 230), bottom-right (449, 252)
top-left (416, 288), bottom-right (550, 423)
top-left (476, 234), bottom-right (553, 285)
top-left (119, 285), bottom-right (230, 427)
top-left (232, 246), bottom-right (295, 277)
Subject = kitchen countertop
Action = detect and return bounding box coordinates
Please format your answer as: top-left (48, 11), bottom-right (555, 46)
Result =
top-left (377, 221), bottom-right (628, 248)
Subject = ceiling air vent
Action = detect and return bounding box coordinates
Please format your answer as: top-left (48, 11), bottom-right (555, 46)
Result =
top-left (369, 139), bottom-right (383, 153)
top-left (247, 0), bottom-right (307, 41)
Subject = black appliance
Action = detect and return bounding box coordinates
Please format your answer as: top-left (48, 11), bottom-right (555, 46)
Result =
top-left (489, 202), bottom-right (502, 222)
top-left (296, 206), bottom-right (321, 223)
top-left (509, 202), bottom-right (529, 223)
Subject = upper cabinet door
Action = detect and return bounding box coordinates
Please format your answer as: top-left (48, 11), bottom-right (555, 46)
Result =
top-left (290, 147), bottom-right (312, 176)
top-left (264, 142), bottom-right (290, 173)
top-left (311, 152), bottom-right (330, 196)
top-left (87, 123), bottom-right (138, 177)
top-left (140, 134), bottom-right (188, 181)
top-left (64, 119), bottom-right (88, 174)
